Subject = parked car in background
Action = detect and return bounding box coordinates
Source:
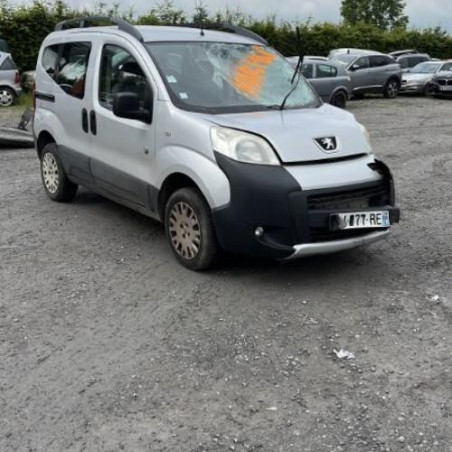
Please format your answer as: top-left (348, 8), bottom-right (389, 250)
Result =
top-left (287, 57), bottom-right (351, 108)
top-left (427, 70), bottom-right (452, 98)
top-left (400, 61), bottom-right (452, 94)
top-left (332, 51), bottom-right (402, 99)
top-left (392, 52), bottom-right (431, 73)
top-left (0, 51), bottom-right (22, 107)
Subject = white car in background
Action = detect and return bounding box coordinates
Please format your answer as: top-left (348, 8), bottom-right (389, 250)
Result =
top-left (401, 60), bottom-right (452, 94)
top-left (0, 51), bottom-right (22, 107)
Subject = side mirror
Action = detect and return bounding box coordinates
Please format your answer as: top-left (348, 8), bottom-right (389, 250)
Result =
top-left (350, 64), bottom-right (360, 71)
top-left (113, 92), bottom-right (152, 124)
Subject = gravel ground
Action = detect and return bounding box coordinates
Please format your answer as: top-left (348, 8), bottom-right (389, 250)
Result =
top-left (0, 96), bottom-right (451, 452)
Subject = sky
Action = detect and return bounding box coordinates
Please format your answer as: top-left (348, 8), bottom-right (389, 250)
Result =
top-left (14, 0), bottom-right (452, 32)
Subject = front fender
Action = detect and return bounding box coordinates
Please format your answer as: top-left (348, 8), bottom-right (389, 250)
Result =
top-left (155, 146), bottom-right (231, 209)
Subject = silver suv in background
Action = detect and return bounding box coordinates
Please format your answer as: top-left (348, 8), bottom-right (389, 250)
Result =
top-left (332, 52), bottom-right (402, 99)
top-left (389, 50), bottom-right (431, 72)
top-left (0, 51), bottom-right (22, 107)
top-left (287, 57), bottom-right (351, 108)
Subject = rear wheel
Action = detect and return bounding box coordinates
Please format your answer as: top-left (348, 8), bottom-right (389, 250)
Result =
top-left (40, 143), bottom-right (78, 202)
top-left (0, 87), bottom-right (15, 107)
top-left (330, 90), bottom-right (348, 108)
top-left (165, 187), bottom-right (219, 271)
top-left (384, 79), bottom-right (399, 99)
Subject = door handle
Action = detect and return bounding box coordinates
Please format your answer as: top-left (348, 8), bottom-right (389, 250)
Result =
top-left (81, 109), bottom-right (89, 133)
top-left (89, 110), bottom-right (97, 136)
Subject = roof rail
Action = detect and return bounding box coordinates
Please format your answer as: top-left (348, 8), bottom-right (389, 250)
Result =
top-left (172, 22), bottom-right (268, 45)
top-left (55, 16), bottom-right (144, 43)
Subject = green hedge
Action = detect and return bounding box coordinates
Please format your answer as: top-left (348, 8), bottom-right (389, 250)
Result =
top-left (0, 1), bottom-right (451, 71)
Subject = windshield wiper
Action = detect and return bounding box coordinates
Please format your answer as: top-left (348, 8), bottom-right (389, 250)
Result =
top-left (280, 27), bottom-right (304, 111)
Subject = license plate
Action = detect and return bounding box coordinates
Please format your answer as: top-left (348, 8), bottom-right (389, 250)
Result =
top-left (331, 211), bottom-right (390, 230)
top-left (440, 85), bottom-right (452, 91)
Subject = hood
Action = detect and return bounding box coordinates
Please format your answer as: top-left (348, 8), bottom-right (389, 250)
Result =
top-left (402, 73), bottom-right (432, 83)
top-left (203, 104), bottom-right (371, 163)
top-left (433, 71), bottom-right (452, 80)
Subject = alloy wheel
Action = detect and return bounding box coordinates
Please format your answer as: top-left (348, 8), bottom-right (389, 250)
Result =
top-left (42, 152), bottom-right (60, 194)
top-left (168, 202), bottom-right (201, 260)
top-left (0, 89), bottom-right (13, 107)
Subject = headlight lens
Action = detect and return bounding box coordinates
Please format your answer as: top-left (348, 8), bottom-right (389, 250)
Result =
top-left (211, 127), bottom-right (280, 166)
top-left (358, 123), bottom-right (372, 148)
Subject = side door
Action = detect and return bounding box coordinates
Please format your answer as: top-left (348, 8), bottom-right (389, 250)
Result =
top-left (368, 55), bottom-right (391, 88)
top-left (52, 41), bottom-right (94, 184)
top-left (312, 63), bottom-right (339, 101)
top-left (90, 40), bottom-right (157, 209)
top-left (348, 56), bottom-right (371, 92)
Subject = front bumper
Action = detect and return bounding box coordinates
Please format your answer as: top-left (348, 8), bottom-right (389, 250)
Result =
top-left (400, 83), bottom-right (424, 93)
top-left (212, 153), bottom-right (400, 260)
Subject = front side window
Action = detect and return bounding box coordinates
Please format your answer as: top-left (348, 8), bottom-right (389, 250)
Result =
top-left (99, 44), bottom-right (151, 111)
top-left (146, 42), bottom-right (320, 113)
top-left (317, 64), bottom-right (337, 78)
top-left (352, 57), bottom-right (370, 70)
top-left (55, 42), bottom-right (91, 99)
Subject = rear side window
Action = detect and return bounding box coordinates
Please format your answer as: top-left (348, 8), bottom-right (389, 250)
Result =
top-left (409, 56), bottom-right (428, 67)
top-left (317, 64), bottom-right (337, 78)
top-left (300, 63), bottom-right (313, 79)
top-left (42, 45), bottom-right (59, 77)
top-left (41, 42), bottom-right (91, 99)
top-left (398, 57), bottom-right (408, 68)
top-left (370, 56), bottom-right (390, 68)
top-left (55, 42), bottom-right (91, 99)
top-left (0, 57), bottom-right (17, 70)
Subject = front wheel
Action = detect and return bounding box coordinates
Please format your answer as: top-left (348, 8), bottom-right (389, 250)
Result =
top-left (384, 79), bottom-right (399, 99)
top-left (40, 143), bottom-right (78, 202)
top-left (165, 187), bottom-right (219, 271)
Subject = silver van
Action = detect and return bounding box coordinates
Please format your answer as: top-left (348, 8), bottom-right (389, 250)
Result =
top-left (33, 18), bottom-right (400, 270)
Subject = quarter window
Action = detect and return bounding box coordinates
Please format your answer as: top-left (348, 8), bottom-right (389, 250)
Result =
top-left (55, 42), bottom-right (91, 99)
top-left (99, 44), bottom-right (151, 112)
top-left (317, 64), bottom-right (337, 78)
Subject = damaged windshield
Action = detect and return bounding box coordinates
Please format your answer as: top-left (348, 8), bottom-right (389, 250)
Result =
top-left (146, 42), bottom-right (320, 113)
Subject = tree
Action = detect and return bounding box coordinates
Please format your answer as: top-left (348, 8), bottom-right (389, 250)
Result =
top-left (151, 0), bottom-right (186, 25)
top-left (341, 0), bottom-right (408, 30)
top-left (192, 1), bottom-right (209, 24)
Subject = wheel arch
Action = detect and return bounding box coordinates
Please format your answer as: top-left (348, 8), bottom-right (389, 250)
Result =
top-left (329, 86), bottom-right (350, 103)
top-left (36, 131), bottom-right (56, 158)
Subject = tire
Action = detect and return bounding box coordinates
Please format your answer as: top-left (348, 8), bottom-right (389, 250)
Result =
top-left (423, 84), bottom-right (434, 96)
top-left (384, 79), bottom-right (399, 99)
top-left (40, 143), bottom-right (78, 202)
top-left (164, 187), bottom-right (219, 271)
top-left (0, 87), bottom-right (16, 107)
top-left (330, 90), bottom-right (348, 108)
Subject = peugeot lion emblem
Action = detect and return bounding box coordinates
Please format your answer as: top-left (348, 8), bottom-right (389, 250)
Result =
top-left (315, 137), bottom-right (338, 153)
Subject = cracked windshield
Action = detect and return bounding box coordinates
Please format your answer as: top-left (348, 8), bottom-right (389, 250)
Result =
top-left (146, 42), bottom-right (320, 112)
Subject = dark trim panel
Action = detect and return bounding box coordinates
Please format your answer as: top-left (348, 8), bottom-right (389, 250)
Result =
top-left (35, 92), bottom-right (55, 103)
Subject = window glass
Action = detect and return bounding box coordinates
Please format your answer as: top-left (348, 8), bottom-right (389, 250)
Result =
top-left (55, 42), bottom-right (91, 99)
top-left (99, 44), bottom-right (151, 111)
top-left (352, 56), bottom-right (370, 70)
top-left (317, 64), bottom-right (337, 78)
top-left (370, 56), bottom-right (388, 67)
top-left (42, 45), bottom-right (59, 77)
top-left (398, 57), bottom-right (408, 68)
top-left (300, 63), bottom-right (313, 79)
top-left (0, 57), bottom-right (16, 70)
top-left (440, 62), bottom-right (452, 72)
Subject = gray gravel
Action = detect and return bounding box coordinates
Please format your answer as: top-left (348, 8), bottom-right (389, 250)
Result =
top-left (0, 96), bottom-right (451, 452)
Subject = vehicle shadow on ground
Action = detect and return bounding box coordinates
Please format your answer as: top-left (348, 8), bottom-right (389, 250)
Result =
top-left (73, 189), bottom-right (395, 285)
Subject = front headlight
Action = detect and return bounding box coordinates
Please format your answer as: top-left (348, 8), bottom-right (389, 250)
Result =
top-left (210, 126), bottom-right (280, 166)
top-left (358, 123), bottom-right (372, 148)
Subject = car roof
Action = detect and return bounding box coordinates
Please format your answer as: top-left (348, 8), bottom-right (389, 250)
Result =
top-left (48, 25), bottom-right (261, 46)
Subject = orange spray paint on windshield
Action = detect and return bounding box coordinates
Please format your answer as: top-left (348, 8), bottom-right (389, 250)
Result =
top-left (232, 46), bottom-right (276, 98)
